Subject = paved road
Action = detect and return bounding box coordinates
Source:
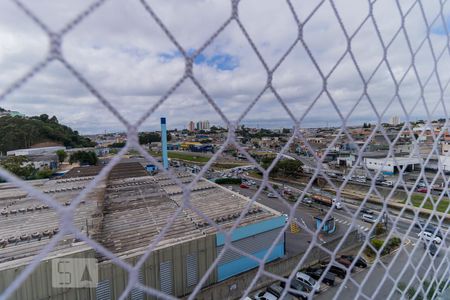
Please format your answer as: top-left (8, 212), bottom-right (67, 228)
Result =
top-left (240, 175), bottom-right (449, 244)
top-left (226, 179), bottom-right (449, 299)
top-left (316, 241), bottom-right (449, 300)
top-left (228, 184), bottom-right (370, 258)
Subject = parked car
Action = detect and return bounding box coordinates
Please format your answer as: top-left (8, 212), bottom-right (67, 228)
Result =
top-left (417, 182), bottom-right (427, 188)
top-left (267, 193), bottom-right (277, 198)
top-left (295, 272), bottom-right (321, 294)
top-left (279, 279), bottom-right (309, 299)
top-left (375, 180), bottom-right (384, 185)
top-left (266, 284), bottom-right (295, 300)
top-left (414, 220), bottom-right (427, 230)
top-left (381, 180), bottom-right (393, 187)
top-left (302, 197), bottom-right (313, 204)
top-left (425, 227), bottom-right (443, 240)
top-left (340, 255), bottom-right (368, 268)
top-left (254, 290), bottom-right (277, 300)
top-left (240, 183), bottom-right (250, 189)
top-left (305, 268), bottom-right (336, 286)
top-left (417, 187), bottom-right (428, 193)
top-left (318, 263), bottom-right (347, 279)
top-left (360, 207), bottom-right (374, 215)
top-left (424, 242), bottom-right (438, 256)
top-left (418, 231), bottom-right (442, 244)
top-left (336, 257), bottom-right (355, 271)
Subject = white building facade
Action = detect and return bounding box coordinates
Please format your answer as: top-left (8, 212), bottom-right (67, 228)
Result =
top-left (364, 157), bottom-right (422, 175)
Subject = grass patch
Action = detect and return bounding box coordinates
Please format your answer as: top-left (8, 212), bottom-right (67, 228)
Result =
top-left (247, 170), bottom-right (263, 179)
top-left (407, 194), bottom-right (449, 213)
top-left (149, 151), bottom-right (210, 163)
top-left (168, 152), bottom-right (210, 163)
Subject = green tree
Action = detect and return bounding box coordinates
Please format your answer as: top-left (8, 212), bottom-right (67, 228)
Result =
top-left (276, 159), bottom-right (303, 178)
top-left (261, 156), bottom-right (275, 169)
top-left (39, 114), bottom-right (49, 122)
top-left (110, 142), bottom-right (126, 148)
top-left (35, 167), bottom-right (53, 179)
top-left (0, 115), bottom-right (95, 154)
top-left (56, 150), bottom-right (67, 163)
top-left (138, 132), bottom-right (172, 145)
top-left (375, 223), bottom-right (385, 235)
top-left (69, 151), bottom-right (98, 165)
top-left (0, 156), bottom-right (36, 179)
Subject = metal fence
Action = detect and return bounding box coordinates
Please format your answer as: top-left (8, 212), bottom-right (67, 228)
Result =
top-left (0, 0), bottom-right (449, 299)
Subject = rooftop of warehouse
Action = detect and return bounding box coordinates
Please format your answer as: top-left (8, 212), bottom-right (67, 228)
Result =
top-left (0, 176), bottom-right (102, 267)
top-left (0, 161), bottom-right (281, 266)
top-left (94, 171), bottom-right (280, 259)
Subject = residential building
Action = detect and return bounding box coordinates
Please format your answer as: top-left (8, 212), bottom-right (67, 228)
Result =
top-left (188, 121), bottom-right (195, 132)
top-left (389, 115), bottom-right (400, 126)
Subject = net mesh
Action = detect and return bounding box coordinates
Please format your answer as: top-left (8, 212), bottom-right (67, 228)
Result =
top-left (0, 0), bottom-right (449, 299)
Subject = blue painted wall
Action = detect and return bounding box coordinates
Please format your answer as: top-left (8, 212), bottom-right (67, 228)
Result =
top-left (217, 243), bottom-right (284, 281)
top-left (216, 216), bottom-right (286, 281)
top-left (216, 216), bottom-right (285, 246)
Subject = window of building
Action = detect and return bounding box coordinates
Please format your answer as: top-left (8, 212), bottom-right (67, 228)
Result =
top-left (96, 280), bottom-right (111, 300)
top-left (186, 253), bottom-right (198, 287)
top-left (130, 270), bottom-right (144, 300)
top-left (160, 261), bottom-right (173, 295)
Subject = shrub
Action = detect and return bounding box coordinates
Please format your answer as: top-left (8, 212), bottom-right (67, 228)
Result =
top-left (375, 223), bottom-right (385, 235)
top-left (371, 239), bottom-right (385, 250)
top-left (386, 237), bottom-right (401, 251)
top-left (215, 178), bottom-right (242, 185)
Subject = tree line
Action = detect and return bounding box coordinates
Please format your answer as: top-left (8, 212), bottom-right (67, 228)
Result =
top-left (0, 114), bottom-right (95, 154)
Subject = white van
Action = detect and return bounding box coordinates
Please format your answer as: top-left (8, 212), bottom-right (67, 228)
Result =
top-left (361, 214), bottom-right (384, 224)
top-left (361, 214), bottom-right (376, 223)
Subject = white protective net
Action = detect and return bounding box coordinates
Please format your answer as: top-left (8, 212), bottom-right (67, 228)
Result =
top-left (0, 0), bottom-right (449, 299)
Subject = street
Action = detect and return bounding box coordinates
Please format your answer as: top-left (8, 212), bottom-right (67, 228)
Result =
top-left (316, 241), bottom-right (449, 299)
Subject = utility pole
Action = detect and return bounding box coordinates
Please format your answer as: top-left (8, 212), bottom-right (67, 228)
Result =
top-left (384, 211), bottom-right (388, 231)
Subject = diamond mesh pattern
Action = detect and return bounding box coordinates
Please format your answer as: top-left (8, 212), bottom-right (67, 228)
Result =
top-left (0, 0), bottom-right (449, 299)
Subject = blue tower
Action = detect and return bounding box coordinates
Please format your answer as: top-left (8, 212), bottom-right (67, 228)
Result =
top-left (161, 117), bottom-right (169, 169)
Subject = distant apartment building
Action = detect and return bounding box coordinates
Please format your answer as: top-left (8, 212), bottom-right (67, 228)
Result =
top-left (389, 115), bottom-right (400, 126)
top-left (187, 121), bottom-right (195, 132)
top-left (394, 143), bottom-right (414, 154)
top-left (442, 141), bottom-right (450, 155)
top-left (196, 120), bottom-right (210, 131)
top-left (188, 120), bottom-right (210, 131)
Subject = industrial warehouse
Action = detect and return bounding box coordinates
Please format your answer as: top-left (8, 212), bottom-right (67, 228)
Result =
top-left (0, 160), bottom-right (285, 299)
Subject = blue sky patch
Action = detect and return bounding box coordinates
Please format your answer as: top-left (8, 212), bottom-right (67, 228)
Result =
top-left (158, 48), bottom-right (239, 71)
top-left (431, 17), bottom-right (450, 35)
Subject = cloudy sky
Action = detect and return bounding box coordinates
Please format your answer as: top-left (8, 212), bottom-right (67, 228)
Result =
top-left (0, 0), bottom-right (450, 133)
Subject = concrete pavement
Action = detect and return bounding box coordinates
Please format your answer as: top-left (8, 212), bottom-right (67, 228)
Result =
top-left (316, 241), bottom-right (449, 300)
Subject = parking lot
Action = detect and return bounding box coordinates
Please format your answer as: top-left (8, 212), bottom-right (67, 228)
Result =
top-left (249, 250), bottom-right (371, 299)
top-left (316, 240), bottom-right (449, 300)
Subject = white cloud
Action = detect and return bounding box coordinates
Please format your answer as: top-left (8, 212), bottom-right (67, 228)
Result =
top-left (0, 0), bottom-right (449, 133)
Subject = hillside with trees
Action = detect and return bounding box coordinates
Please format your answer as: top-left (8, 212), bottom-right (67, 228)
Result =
top-left (0, 113), bottom-right (95, 154)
